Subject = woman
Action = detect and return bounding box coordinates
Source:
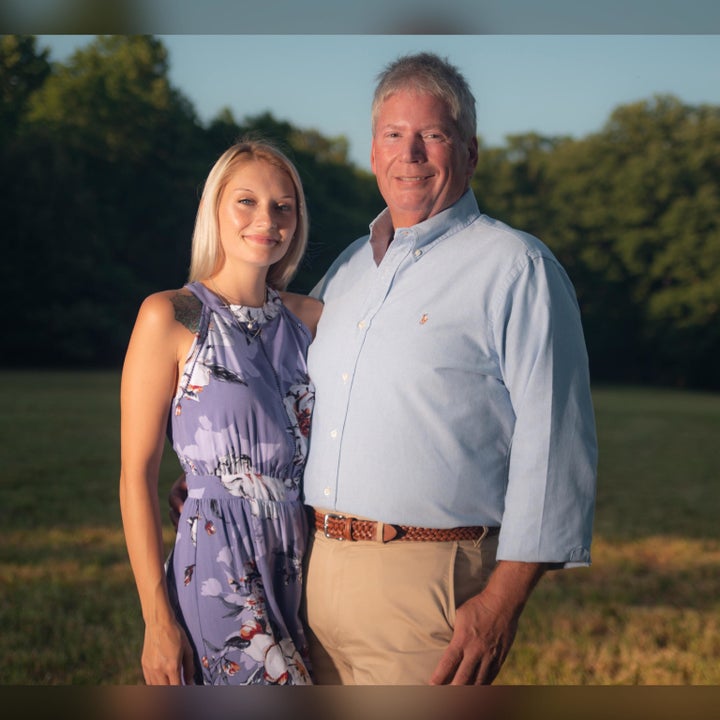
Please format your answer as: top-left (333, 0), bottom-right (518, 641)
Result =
top-left (119, 139), bottom-right (322, 686)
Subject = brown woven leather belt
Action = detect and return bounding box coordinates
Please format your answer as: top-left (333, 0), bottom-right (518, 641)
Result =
top-left (314, 510), bottom-right (500, 543)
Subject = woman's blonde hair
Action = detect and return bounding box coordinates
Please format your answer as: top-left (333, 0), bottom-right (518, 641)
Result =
top-left (188, 138), bottom-right (309, 290)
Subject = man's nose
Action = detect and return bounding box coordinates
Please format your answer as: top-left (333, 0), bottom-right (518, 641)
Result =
top-left (399, 135), bottom-right (427, 162)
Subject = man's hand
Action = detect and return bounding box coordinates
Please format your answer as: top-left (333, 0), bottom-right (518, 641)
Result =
top-left (429, 560), bottom-right (546, 685)
top-left (168, 474), bottom-right (188, 530)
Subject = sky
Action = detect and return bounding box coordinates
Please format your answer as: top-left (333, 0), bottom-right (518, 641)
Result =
top-left (35, 34), bottom-right (720, 171)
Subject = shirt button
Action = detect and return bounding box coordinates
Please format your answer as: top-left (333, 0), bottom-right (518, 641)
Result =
top-left (323, 487), bottom-right (331, 497)
top-left (341, 373), bottom-right (349, 383)
top-left (330, 429), bottom-right (338, 438)
top-left (357, 320), bottom-right (366, 329)
top-left (414, 249), bottom-right (423, 258)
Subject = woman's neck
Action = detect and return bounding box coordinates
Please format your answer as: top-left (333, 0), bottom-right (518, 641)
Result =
top-left (205, 271), bottom-right (267, 308)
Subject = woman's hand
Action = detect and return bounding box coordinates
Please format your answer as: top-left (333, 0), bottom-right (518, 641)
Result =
top-left (142, 620), bottom-right (196, 685)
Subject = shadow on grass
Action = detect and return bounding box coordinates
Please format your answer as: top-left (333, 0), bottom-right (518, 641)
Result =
top-left (542, 537), bottom-right (720, 611)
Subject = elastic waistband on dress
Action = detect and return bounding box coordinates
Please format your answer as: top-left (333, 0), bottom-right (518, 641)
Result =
top-left (185, 472), bottom-right (298, 503)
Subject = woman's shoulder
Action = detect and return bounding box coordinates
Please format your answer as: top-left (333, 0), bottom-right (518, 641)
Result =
top-left (137, 287), bottom-right (202, 334)
top-left (279, 291), bottom-right (323, 339)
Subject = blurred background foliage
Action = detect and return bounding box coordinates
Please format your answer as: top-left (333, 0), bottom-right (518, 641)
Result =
top-left (2, 34), bottom-right (719, 389)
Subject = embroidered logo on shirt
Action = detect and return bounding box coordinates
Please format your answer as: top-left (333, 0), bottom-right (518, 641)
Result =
top-left (419, 313), bottom-right (429, 325)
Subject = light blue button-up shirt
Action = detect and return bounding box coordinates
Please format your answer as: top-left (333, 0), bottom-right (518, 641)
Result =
top-left (304, 190), bottom-right (598, 567)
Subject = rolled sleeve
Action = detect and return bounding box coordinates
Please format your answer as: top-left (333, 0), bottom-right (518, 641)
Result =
top-left (493, 252), bottom-right (598, 567)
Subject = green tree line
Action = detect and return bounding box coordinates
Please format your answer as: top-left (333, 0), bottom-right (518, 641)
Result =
top-left (2, 35), bottom-right (719, 389)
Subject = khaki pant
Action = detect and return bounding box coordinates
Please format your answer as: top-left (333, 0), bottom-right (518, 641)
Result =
top-left (303, 520), bottom-right (499, 685)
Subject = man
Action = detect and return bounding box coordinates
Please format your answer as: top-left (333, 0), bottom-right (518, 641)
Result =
top-left (300, 52), bottom-right (597, 685)
top-left (172, 51), bottom-right (597, 686)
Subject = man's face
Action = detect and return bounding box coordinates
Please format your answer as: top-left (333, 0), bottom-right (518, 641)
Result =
top-left (370, 89), bottom-right (478, 229)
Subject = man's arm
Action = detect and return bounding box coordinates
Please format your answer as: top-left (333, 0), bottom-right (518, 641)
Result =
top-left (168, 474), bottom-right (187, 530)
top-left (429, 560), bottom-right (546, 685)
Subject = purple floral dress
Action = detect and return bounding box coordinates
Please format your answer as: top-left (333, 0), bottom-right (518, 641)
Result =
top-left (166, 282), bottom-right (314, 685)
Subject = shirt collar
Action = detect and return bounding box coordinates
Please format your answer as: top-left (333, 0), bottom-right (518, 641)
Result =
top-left (368, 189), bottom-right (481, 265)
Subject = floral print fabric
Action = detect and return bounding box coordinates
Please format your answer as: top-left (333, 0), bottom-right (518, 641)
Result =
top-left (166, 282), bottom-right (314, 685)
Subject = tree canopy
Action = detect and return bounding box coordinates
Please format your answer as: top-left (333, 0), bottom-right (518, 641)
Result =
top-left (472, 95), bottom-right (720, 388)
top-left (2, 35), bottom-right (718, 389)
top-left (1, 35), bottom-right (381, 366)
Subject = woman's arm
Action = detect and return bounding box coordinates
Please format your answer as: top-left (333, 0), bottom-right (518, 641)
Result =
top-left (119, 291), bottom-right (195, 685)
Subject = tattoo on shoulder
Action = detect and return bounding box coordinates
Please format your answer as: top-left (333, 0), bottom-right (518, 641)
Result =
top-left (171, 293), bottom-right (202, 333)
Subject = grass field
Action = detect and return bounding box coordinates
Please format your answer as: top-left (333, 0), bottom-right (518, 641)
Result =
top-left (1, 371), bottom-right (718, 685)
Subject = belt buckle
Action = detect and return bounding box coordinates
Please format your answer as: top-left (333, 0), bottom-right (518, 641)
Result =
top-left (323, 512), bottom-right (346, 540)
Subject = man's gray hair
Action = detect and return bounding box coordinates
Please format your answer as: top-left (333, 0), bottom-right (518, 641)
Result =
top-left (371, 52), bottom-right (477, 142)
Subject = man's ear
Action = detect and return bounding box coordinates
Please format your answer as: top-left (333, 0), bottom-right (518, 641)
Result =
top-left (467, 136), bottom-right (479, 178)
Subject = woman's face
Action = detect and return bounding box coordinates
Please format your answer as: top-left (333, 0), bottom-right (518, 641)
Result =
top-left (217, 159), bottom-right (298, 273)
